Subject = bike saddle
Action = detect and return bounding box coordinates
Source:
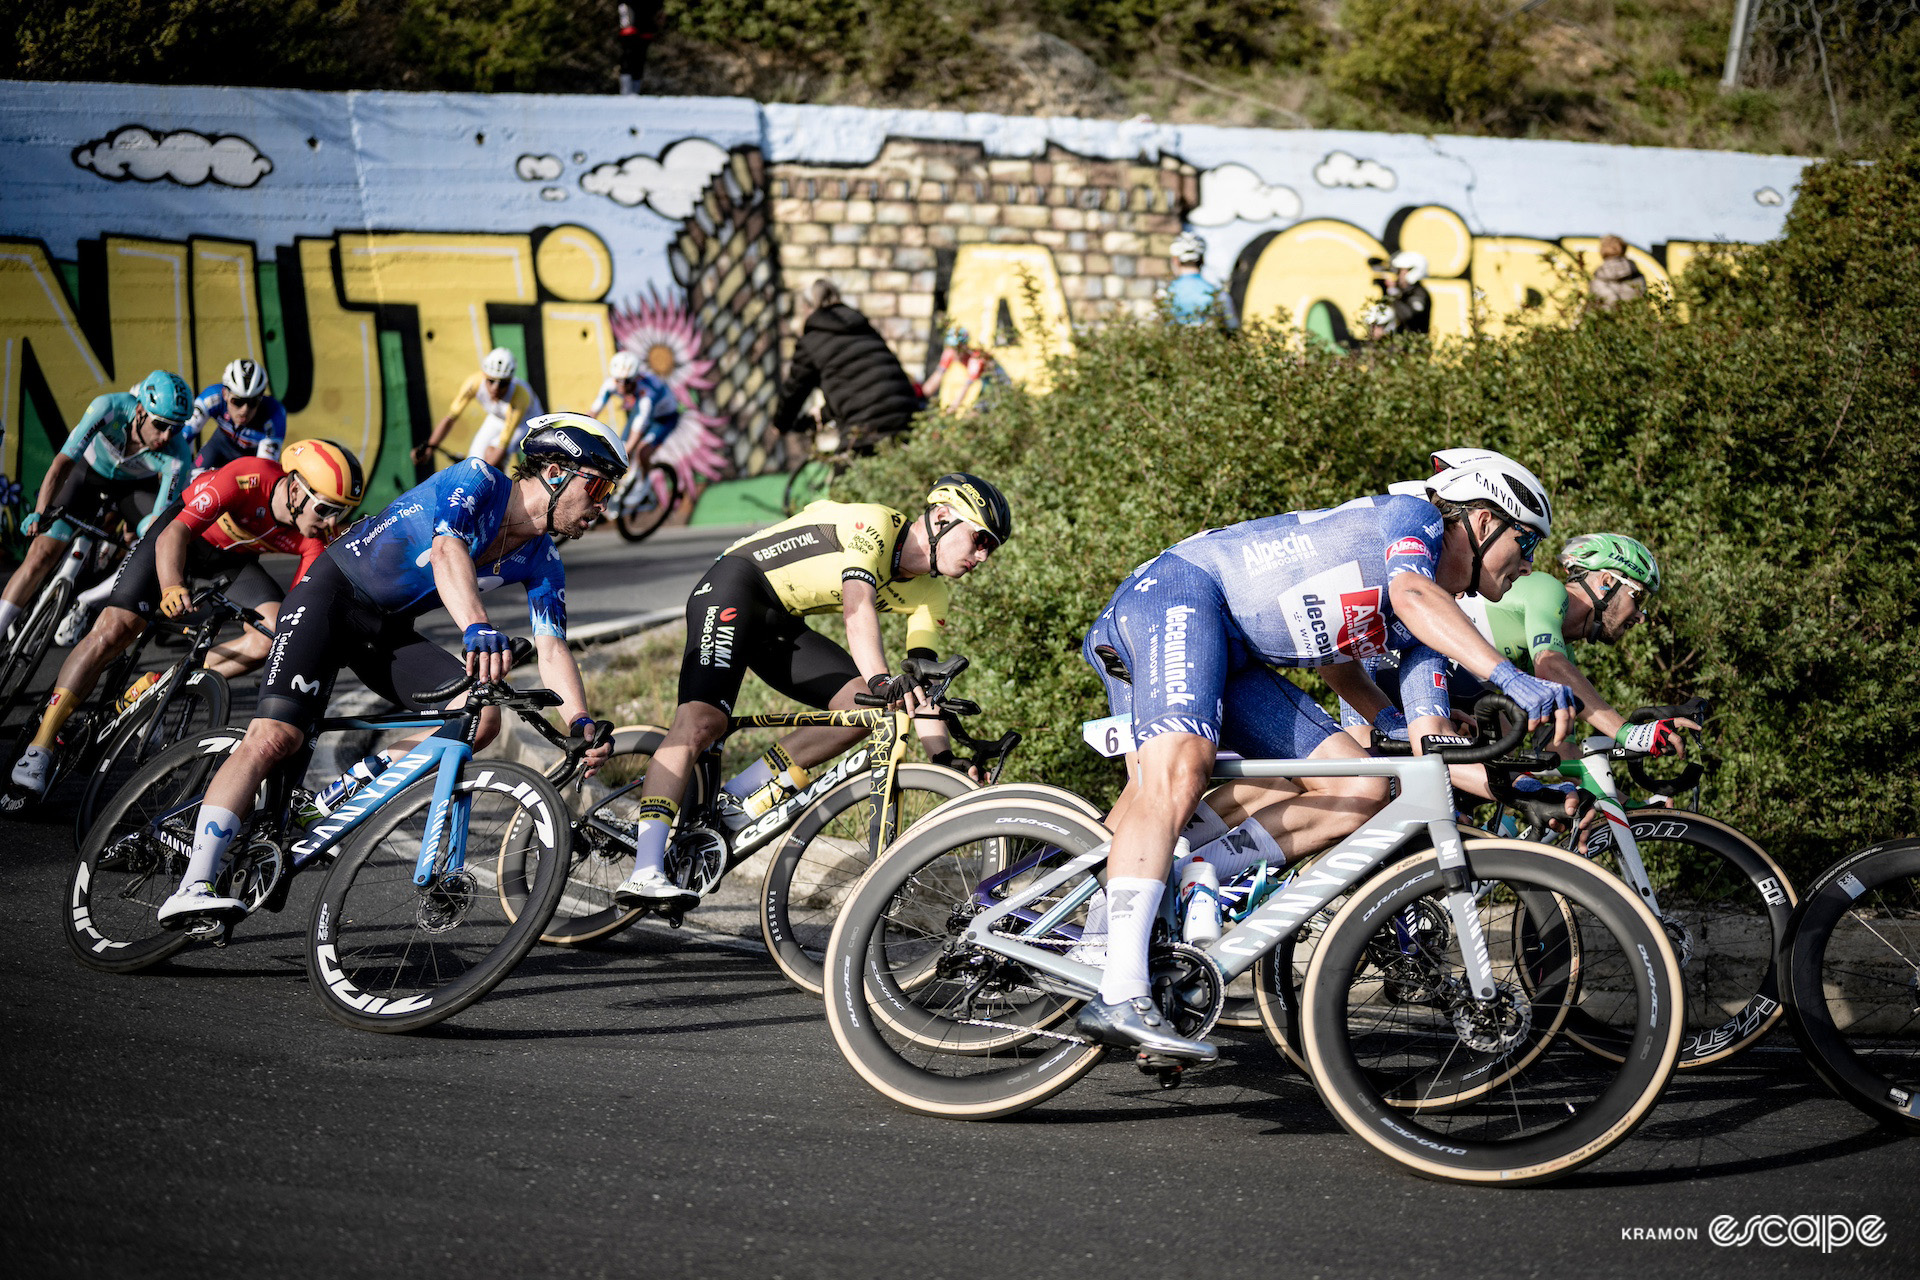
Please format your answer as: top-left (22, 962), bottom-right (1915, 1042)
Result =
top-left (1092, 644), bottom-right (1132, 684)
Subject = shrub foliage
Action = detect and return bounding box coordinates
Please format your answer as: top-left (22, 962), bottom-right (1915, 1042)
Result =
top-left (839, 141), bottom-right (1920, 883)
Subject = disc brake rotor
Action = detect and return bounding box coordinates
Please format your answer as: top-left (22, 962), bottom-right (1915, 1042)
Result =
top-left (417, 871), bottom-right (477, 933)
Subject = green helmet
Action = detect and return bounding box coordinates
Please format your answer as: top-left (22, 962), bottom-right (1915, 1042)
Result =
top-left (1559, 532), bottom-right (1660, 593)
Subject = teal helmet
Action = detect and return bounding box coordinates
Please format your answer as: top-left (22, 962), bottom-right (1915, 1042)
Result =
top-left (137, 370), bottom-right (194, 428)
top-left (1559, 532), bottom-right (1660, 593)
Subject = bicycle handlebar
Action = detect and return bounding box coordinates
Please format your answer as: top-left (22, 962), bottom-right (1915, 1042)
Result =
top-left (1371, 692), bottom-right (1531, 765)
top-left (1623, 696), bottom-right (1708, 796)
top-left (38, 507), bottom-right (120, 544)
top-left (413, 636), bottom-right (537, 704)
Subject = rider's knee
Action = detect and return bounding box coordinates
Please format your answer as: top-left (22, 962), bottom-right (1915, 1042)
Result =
top-left (671, 701), bottom-right (728, 749)
top-left (91, 607), bottom-right (144, 651)
top-left (241, 718), bottom-right (307, 764)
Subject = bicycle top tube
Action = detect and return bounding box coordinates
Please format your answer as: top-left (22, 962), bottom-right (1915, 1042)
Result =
top-left (725, 707), bottom-right (892, 736)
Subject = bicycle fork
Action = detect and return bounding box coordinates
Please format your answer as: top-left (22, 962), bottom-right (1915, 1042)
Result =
top-left (408, 738), bottom-right (476, 887)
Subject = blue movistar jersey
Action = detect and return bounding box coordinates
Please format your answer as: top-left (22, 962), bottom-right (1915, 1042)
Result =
top-left (330, 459), bottom-right (568, 637)
top-left (1158, 493), bottom-right (1445, 668)
top-left (60, 393), bottom-right (196, 533)
top-left (189, 384), bottom-right (287, 458)
top-left (1164, 272), bottom-right (1238, 327)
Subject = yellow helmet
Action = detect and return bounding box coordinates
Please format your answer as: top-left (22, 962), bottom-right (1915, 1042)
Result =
top-left (282, 438), bottom-right (366, 510)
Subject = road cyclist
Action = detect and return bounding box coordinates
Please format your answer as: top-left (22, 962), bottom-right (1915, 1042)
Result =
top-left (189, 357), bottom-right (287, 472)
top-left (821, 693), bottom-right (1686, 1184)
top-left (590, 349), bottom-right (682, 540)
top-left (4, 440), bottom-right (365, 810)
top-left (1065, 449), bottom-right (1575, 1063)
top-left (610, 474), bottom-right (1014, 914)
top-left (412, 346), bottom-right (544, 471)
top-left (920, 326), bottom-right (1006, 415)
top-left (1160, 231), bottom-right (1238, 328)
top-left (151, 411), bottom-right (620, 928)
top-left (0, 373), bottom-right (198, 716)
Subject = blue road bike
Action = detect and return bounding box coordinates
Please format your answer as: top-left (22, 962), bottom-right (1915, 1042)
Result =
top-left (62, 639), bottom-right (610, 1034)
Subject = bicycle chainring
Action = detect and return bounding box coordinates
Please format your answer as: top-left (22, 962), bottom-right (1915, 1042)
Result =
top-left (229, 833), bottom-right (288, 915)
top-left (1149, 941), bottom-right (1227, 1043)
top-left (1660, 915), bottom-right (1696, 969)
top-left (665, 825), bottom-right (727, 897)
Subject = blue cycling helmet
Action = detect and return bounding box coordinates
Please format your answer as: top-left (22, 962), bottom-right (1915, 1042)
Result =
top-left (136, 370), bottom-right (194, 427)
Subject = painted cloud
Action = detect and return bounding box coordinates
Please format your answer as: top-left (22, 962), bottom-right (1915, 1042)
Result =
top-left (1755, 186), bottom-right (1783, 206)
top-left (1189, 163), bottom-right (1302, 226)
top-left (517, 153), bottom-right (564, 181)
top-left (72, 126), bottom-right (273, 188)
top-left (580, 138), bottom-right (730, 218)
top-left (1313, 150), bottom-right (1397, 191)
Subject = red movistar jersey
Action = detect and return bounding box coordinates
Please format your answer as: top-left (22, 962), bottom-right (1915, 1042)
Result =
top-left (175, 457), bottom-right (327, 583)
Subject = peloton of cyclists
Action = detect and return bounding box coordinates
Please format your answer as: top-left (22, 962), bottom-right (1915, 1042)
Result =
top-left (413, 347), bottom-right (545, 471)
top-left (0, 371), bottom-right (197, 645)
top-left (189, 358), bottom-right (288, 471)
top-left (611, 474), bottom-right (1013, 912)
top-left (591, 349), bottom-right (680, 472)
top-left (5, 440), bottom-right (365, 807)
top-left (156, 413), bottom-right (621, 925)
top-left (1077, 449), bottom-right (1577, 1062)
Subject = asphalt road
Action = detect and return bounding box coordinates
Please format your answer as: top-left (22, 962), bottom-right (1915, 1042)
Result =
top-left (2, 798), bottom-right (1916, 1279)
top-left (3, 524), bottom-right (1917, 1278)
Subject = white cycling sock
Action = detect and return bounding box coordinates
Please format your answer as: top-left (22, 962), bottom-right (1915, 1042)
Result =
top-left (1181, 800), bottom-right (1230, 846)
top-left (1098, 877), bottom-right (1163, 1004)
top-left (181, 804), bottom-right (242, 888)
top-left (75, 576), bottom-right (114, 611)
top-left (0, 600), bottom-right (20, 638)
top-left (1193, 817), bottom-right (1287, 883)
top-left (721, 757), bottom-right (774, 800)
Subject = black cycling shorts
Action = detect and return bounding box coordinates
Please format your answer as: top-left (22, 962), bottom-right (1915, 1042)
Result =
top-left (46, 468), bottom-right (155, 540)
top-left (103, 499), bottom-right (284, 620)
top-left (676, 555), bottom-right (861, 714)
top-left (254, 550), bottom-right (464, 734)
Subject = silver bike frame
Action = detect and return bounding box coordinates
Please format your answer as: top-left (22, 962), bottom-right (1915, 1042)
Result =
top-left (960, 751), bottom-right (1502, 1001)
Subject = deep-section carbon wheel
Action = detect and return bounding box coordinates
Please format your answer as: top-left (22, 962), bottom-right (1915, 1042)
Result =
top-left (1560, 809), bottom-right (1794, 1068)
top-left (823, 800), bottom-right (1110, 1118)
top-left (1781, 839), bottom-right (1920, 1133)
top-left (761, 763), bottom-right (976, 997)
top-left (308, 758), bottom-right (569, 1032)
top-left (1302, 841), bottom-right (1682, 1185)
top-left (63, 728), bottom-right (243, 974)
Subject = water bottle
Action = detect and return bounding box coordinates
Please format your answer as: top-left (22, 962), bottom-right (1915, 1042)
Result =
top-left (1177, 855), bottom-right (1221, 944)
top-left (742, 760), bottom-right (811, 820)
top-left (115, 671), bottom-right (161, 712)
top-left (298, 752), bottom-right (391, 826)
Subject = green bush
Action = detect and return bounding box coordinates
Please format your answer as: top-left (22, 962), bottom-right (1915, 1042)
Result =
top-left (838, 140), bottom-right (1920, 884)
top-left (1330, 0), bottom-right (1538, 129)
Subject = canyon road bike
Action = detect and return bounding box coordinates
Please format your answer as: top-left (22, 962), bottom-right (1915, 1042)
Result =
top-left (824, 697), bottom-right (1685, 1185)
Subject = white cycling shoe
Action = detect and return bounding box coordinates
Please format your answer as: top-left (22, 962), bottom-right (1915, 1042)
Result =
top-left (1074, 996), bottom-right (1217, 1063)
top-left (613, 864), bottom-right (700, 911)
top-left (157, 880), bottom-right (245, 928)
top-left (53, 602), bottom-right (94, 648)
top-left (10, 745), bottom-right (54, 798)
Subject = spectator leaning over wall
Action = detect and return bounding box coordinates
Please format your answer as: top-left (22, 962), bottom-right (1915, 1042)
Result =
top-left (772, 280), bottom-right (924, 452)
top-left (1589, 235), bottom-right (1648, 310)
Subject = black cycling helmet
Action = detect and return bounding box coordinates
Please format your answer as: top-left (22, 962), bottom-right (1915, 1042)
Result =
top-left (922, 472), bottom-right (1012, 575)
top-left (518, 412), bottom-right (630, 538)
top-left (520, 411), bottom-right (630, 478)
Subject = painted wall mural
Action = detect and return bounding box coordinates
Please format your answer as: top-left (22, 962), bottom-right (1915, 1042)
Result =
top-left (1, 81), bottom-right (1812, 522)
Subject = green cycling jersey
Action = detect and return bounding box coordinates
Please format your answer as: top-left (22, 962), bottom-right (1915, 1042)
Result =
top-left (1458, 571), bottom-right (1573, 675)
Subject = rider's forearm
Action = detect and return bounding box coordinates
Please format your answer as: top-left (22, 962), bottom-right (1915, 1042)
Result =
top-left (533, 633), bottom-right (590, 726)
top-left (841, 589), bottom-right (889, 681)
top-left (1390, 575), bottom-right (1508, 679)
top-left (428, 536), bottom-right (490, 630)
top-left (1319, 659), bottom-right (1391, 725)
top-left (426, 414), bottom-right (456, 448)
top-left (1533, 651), bottom-right (1622, 738)
top-left (34, 454), bottom-right (74, 513)
top-left (154, 521), bottom-right (195, 593)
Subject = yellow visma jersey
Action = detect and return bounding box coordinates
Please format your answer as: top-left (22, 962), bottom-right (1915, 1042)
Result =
top-left (723, 501), bottom-right (950, 652)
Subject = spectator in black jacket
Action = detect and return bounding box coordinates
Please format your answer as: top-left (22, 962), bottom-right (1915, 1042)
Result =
top-left (772, 281), bottom-right (923, 448)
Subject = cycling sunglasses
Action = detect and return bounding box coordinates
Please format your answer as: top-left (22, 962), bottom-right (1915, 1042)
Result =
top-left (964, 520), bottom-right (1000, 556)
top-left (293, 473), bottom-right (354, 521)
top-left (563, 468), bottom-right (619, 505)
top-left (1507, 520), bottom-right (1543, 562)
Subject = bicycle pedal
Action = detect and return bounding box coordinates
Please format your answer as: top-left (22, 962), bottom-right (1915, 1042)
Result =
top-left (659, 909), bottom-right (684, 929)
top-left (1135, 1054), bottom-right (1185, 1088)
